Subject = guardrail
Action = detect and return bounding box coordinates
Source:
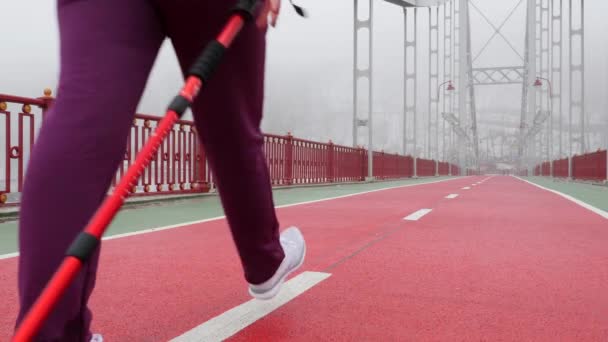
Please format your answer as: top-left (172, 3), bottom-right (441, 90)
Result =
top-left (0, 90), bottom-right (459, 206)
top-left (533, 150), bottom-right (607, 182)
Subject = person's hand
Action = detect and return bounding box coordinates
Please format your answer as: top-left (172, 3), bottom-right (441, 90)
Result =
top-left (257, 0), bottom-right (281, 28)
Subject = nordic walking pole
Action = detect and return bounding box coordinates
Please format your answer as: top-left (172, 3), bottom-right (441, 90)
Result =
top-left (12, 1), bottom-right (260, 340)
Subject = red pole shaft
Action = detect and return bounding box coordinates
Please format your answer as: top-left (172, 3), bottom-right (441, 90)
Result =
top-left (12, 258), bottom-right (82, 342)
top-left (87, 111), bottom-right (180, 238)
top-left (12, 111), bottom-right (180, 342)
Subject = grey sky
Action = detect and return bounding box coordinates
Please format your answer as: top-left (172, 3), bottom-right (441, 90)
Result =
top-left (2, 0), bottom-right (607, 153)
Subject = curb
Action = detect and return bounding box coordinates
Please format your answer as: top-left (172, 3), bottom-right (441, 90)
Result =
top-left (0, 176), bottom-right (449, 221)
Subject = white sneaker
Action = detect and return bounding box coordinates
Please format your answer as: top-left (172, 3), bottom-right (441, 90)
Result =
top-left (248, 227), bottom-right (306, 300)
top-left (90, 334), bottom-right (103, 342)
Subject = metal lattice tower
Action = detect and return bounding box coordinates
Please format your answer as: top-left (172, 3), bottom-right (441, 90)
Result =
top-left (428, 7), bottom-right (439, 160)
top-left (404, 6), bottom-right (418, 175)
top-left (353, 0), bottom-right (374, 178)
top-left (352, 0), bottom-right (585, 176)
top-left (569, 0), bottom-right (585, 155)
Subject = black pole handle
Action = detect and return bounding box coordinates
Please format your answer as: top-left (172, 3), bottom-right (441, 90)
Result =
top-left (233, 0), bottom-right (260, 19)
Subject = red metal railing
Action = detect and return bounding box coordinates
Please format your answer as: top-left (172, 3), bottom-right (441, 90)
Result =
top-left (552, 158), bottom-right (569, 178)
top-left (416, 158), bottom-right (436, 177)
top-left (332, 144), bottom-right (366, 183)
top-left (437, 162), bottom-right (449, 176)
top-left (263, 135), bottom-right (369, 185)
top-left (291, 136), bottom-right (332, 185)
top-left (113, 114), bottom-right (210, 196)
top-left (0, 91), bottom-right (54, 205)
top-left (533, 150), bottom-right (607, 181)
top-left (264, 134), bottom-right (291, 185)
top-left (372, 153), bottom-right (414, 180)
top-left (1, 91), bottom-right (457, 206)
top-left (572, 150), bottom-right (607, 181)
top-left (541, 161), bottom-right (551, 176)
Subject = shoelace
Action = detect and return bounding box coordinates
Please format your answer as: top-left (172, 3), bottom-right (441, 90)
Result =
top-left (280, 231), bottom-right (302, 251)
top-left (280, 236), bottom-right (298, 248)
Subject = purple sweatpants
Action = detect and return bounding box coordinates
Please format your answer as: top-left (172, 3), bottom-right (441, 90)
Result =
top-left (16, 0), bottom-right (284, 340)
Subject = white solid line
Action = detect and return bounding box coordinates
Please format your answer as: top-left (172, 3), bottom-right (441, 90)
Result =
top-left (514, 176), bottom-right (608, 220)
top-left (0, 252), bottom-right (19, 260)
top-left (404, 209), bottom-right (433, 221)
top-left (274, 177), bottom-right (463, 209)
top-left (102, 216), bottom-right (225, 241)
top-left (0, 177), bottom-right (467, 260)
top-left (477, 176), bottom-right (494, 184)
top-left (170, 272), bottom-right (331, 342)
top-left (462, 186), bottom-right (471, 190)
top-left (445, 194), bottom-right (459, 199)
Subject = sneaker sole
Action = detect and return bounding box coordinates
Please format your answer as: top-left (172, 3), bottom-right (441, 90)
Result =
top-left (249, 240), bottom-right (306, 300)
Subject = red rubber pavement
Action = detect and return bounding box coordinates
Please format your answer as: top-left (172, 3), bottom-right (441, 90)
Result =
top-left (229, 176), bottom-right (608, 341)
top-left (0, 177), bottom-right (476, 341)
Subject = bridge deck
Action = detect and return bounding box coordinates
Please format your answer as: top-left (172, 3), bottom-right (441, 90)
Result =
top-left (1, 176), bottom-right (607, 341)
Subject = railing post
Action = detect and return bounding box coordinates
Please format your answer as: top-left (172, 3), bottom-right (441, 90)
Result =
top-left (285, 132), bottom-right (293, 185)
top-left (379, 150), bottom-right (384, 180)
top-left (360, 146), bottom-right (366, 181)
top-left (604, 150), bottom-right (608, 184)
top-left (37, 88), bottom-right (55, 120)
top-left (327, 140), bottom-right (334, 183)
top-left (408, 156), bottom-right (414, 178)
top-left (0, 100), bottom-right (8, 204)
top-left (395, 153), bottom-right (399, 179)
top-left (193, 126), bottom-right (210, 192)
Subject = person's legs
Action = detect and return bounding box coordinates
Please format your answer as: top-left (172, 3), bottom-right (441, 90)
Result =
top-left (16, 0), bottom-right (164, 340)
top-left (157, 1), bottom-right (285, 285)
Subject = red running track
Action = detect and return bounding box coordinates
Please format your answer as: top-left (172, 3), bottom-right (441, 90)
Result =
top-left (1, 176), bottom-right (607, 341)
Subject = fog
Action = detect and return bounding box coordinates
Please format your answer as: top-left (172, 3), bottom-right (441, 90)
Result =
top-left (2, 0), bottom-right (607, 156)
